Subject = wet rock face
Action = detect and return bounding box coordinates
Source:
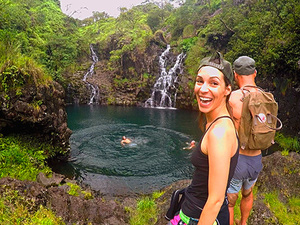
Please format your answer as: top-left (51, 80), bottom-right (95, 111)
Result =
top-left (65, 42), bottom-right (162, 105)
top-left (274, 86), bottom-right (300, 136)
top-left (256, 78), bottom-right (300, 137)
top-left (0, 81), bottom-right (71, 151)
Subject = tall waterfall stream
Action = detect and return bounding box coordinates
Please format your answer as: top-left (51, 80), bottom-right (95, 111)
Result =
top-left (145, 45), bottom-right (186, 108)
top-left (83, 44), bottom-right (99, 104)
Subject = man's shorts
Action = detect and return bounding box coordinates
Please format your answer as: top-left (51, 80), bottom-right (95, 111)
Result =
top-left (227, 177), bottom-right (257, 193)
top-left (227, 154), bottom-right (262, 194)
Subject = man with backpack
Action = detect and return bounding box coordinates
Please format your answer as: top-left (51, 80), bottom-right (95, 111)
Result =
top-left (227, 56), bottom-right (263, 225)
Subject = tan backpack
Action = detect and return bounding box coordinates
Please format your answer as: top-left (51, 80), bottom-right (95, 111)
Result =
top-left (239, 85), bottom-right (282, 150)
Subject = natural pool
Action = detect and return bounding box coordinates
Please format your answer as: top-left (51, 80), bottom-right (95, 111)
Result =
top-left (60, 105), bottom-right (202, 195)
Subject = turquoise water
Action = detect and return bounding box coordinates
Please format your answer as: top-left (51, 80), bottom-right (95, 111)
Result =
top-left (65, 105), bottom-right (201, 195)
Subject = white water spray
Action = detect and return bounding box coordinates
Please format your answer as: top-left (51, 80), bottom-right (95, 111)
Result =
top-left (83, 44), bottom-right (100, 104)
top-left (145, 45), bottom-right (186, 108)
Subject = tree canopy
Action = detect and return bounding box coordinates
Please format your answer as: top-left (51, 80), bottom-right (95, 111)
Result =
top-left (0, 0), bottom-right (299, 87)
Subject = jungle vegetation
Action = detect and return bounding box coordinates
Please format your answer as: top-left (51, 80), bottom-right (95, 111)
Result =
top-left (1, 0), bottom-right (299, 85)
top-left (0, 0), bottom-right (300, 224)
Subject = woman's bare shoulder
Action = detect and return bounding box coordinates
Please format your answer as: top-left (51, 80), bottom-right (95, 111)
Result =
top-left (209, 118), bottom-right (235, 139)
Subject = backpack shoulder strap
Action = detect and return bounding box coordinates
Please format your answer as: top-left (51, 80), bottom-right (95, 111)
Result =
top-left (240, 85), bottom-right (264, 101)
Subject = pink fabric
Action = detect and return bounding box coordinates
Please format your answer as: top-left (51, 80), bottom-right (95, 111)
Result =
top-left (170, 214), bottom-right (187, 225)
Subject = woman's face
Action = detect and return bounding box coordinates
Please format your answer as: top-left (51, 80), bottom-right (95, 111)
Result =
top-left (194, 66), bottom-right (231, 114)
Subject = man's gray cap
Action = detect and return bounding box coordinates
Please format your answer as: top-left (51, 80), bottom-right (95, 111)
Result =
top-left (233, 56), bottom-right (256, 75)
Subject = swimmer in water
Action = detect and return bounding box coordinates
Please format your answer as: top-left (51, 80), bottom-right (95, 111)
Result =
top-left (183, 140), bottom-right (196, 150)
top-left (121, 136), bottom-right (132, 146)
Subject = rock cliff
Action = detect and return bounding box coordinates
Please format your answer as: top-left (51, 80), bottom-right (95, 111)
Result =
top-left (0, 80), bottom-right (71, 154)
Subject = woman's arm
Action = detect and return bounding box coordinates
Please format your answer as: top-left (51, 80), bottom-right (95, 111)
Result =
top-left (198, 120), bottom-right (235, 225)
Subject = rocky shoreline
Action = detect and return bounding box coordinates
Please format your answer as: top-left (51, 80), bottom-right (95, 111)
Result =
top-left (0, 151), bottom-right (299, 225)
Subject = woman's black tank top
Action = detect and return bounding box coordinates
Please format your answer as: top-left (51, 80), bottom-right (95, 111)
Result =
top-left (182, 116), bottom-right (239, 218)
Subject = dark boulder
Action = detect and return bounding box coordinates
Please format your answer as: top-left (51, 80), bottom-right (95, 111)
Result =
top-left (0, 81), bottom-right (71, 152)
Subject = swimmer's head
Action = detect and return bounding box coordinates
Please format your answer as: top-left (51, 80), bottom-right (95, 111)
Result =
top-left (191, 140), bottom-right (196, 145)
top-left (122, 136), bottom-right (126, 140)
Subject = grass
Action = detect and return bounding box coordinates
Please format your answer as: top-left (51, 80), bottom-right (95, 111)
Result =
top-left (232, 184), bottom-right (300, 224)
top-left (0, 134), bottom-right (65, 224)
top-left (0, 40), bottom-right (52, 89)
top-left (275, 133), bottom-right (300, 155)
top-left (66, 182), bottom-right (93, 200)
top-left (127, 191), bottom-right (164, 225)
top-left (0, 135), bottom-right (52, 181)
top-left (0, 189), bottom-right (65, 225)
top-left (264, 191), bottom-right (300, 224)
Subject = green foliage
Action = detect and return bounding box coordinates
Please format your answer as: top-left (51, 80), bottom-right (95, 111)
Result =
top-left (165, 0), bottom-right (213, 40)
top-left (182, 24), bottom-right (195, 38)
top-left (141, 3), bottom-right (173, 32)
top-left (188, 80), bottom-right (195, 89)
top-left (223, 0), bottom-right (300, 81)
top-left (81, 190), bottom-right (94, 200)
top-left (171, 0), bottom-right (300, 86)
top-left (83, 7), bottom-right (154, 71)
top-left (289, 197), bottom-right (300, 217)
top-left (233, 191), bottom-right (242, 221)
top-left (179, 37), bottom-right (198, 52)
top-left (1, 0), bottom-right (299, 94)
top-left (152, 190), bottom-right (164, 200)
top-left (129, 197), bottom-right (156, 225)
top-left (127, 192), bottom-right (163, 225)
top-left (184, 38), bottom-right (209, 76)
top-left (107, 95), bottom-right (116, 105)
top-left (0, 39), bottom-right (51, 94)
top-left (0, 189), bottom-right (64, 225)
top-left (31, 99), bottom-right (43, 110)
top-left (114, 77), bottom-right (129, 86)
top-left (29, 205), bottom-right (65, 225)
top-left (264, 191), bottom-right (300, 224)
top-left (153, 29), bottom-right (167, 45)
top-left (0, 135), bottom-right (55, 181)
top-left (143, 73), bottom-right (150, 79)
top-left (0, 64), bottom-right (25, 93)
top-left (210, 0), bottom-right (222, 11)
top-left (275, 133), bottom-right (300, 154)
top-left (0, 0), bottom-right (83, 83)
top-left (66, 182), bottom-right (94, 199)
top-left (66, 182), bottom-right (80, 196)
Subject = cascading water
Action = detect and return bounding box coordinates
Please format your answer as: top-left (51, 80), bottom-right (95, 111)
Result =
top-left (145, 45), bottom-right (186, 108)
top-left (83, 44), bottom-right (100, 104)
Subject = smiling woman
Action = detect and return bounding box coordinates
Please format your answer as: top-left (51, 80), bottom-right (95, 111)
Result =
top-left (167, 52), bottom-right (239, 225)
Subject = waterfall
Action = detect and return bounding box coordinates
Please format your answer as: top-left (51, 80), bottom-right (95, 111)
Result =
top-left (83, 44), bottom-right (100, 105)
top-left (144, 45), bottom-right (186, 108)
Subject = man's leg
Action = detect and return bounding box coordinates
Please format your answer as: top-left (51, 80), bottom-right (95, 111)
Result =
top-left (239, 184), bottom-right (255, 225)
top-left (227, 192), bottom-right (239, 225)
top-left (227, 178), bottom-right (243, 225)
